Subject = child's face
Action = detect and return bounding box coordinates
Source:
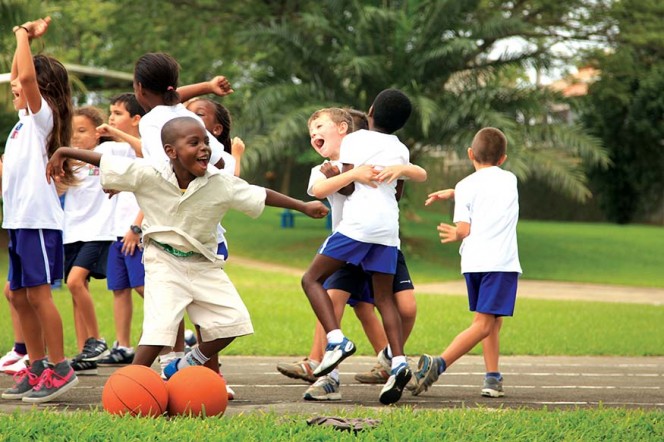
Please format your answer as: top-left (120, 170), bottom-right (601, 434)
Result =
top-left (108, 102), bottom-right (136, 134)
top-left (186, 100), bottom-right (221, 137)
top-left (308, 114), bottom-right (347, 161)
top-left (72, 115), bottom-right (100, 150)
top-left (166, 122), bottom-right (212, 179)
top-left (9, 78), bottom-right (26, 111)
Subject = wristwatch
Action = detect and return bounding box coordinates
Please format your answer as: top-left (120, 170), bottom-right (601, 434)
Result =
top-left (130, 225), bottom-right (142, 235)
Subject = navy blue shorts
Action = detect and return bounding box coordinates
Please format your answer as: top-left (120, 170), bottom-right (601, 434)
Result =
top-left (7, 229), bottom-right (64, 290)
top-left (464, 272), bottom-right (519, 317)
top-left (65, 241), bottom-right (112, 281)
top-left (106, 238), bottom-right (145, 290)
top-left (324, 250), bottom-right (414, 307)
top-left (319, 232), bottom-right (397, 274)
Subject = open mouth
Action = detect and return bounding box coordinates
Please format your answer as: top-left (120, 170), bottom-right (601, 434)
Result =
top-left (314, 138), bottom-right (325, 149)
top-left (196, 156), bottom-right (209, 167)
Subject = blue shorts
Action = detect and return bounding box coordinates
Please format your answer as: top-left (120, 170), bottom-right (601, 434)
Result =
top-left (7, 228), bottom-right (64, 290)
top-left (319, 232), bottom-right (397, 274)
top-left (464, 272), bottom-right (519, 317)
top-left (217, 242), bottom-right (229, 260)
top-left (64, 241), bottom-right (112, 281)
top-left (106, 238), bottom-right (145, 290)
top-left (324, 250), bottom-right (414, 307)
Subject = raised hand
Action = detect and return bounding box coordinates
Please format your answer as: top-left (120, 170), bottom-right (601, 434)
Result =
top-left (425, 188), bottom-right (455, 206)
top-left (302, 201), bottom-right (330, 219)
top-left (208, 76), bottom-right (234, 97)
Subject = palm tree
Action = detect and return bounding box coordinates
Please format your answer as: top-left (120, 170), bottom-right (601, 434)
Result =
top-left (239, 0), bottom-right (609, 201)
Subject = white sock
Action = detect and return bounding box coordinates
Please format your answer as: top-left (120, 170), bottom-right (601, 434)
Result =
top-left (385, 345), bottom-right (393, 359)
top-left (391, 355), bottom-right (407, 371)
top-left (326, 329), bottom-right (344, 344)
top-left (329, 368), bottom-right (340, 383)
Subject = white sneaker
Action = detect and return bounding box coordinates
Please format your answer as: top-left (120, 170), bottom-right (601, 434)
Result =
top-left (2, 354), bottom-right (29, 375)
top-left (0, 350), bottom-right (25, 369)
top-left (159, 351), bottom-right (182, 380)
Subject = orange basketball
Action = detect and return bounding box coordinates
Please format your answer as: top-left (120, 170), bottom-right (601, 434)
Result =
top-left (102, 365), bottom-right (168, 417)
top-left (167, 366), bottom-right (228, 417)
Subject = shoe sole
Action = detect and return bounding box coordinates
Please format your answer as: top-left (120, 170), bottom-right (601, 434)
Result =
top-left (303, 392), bottom-right (342, 401)
top-left (97, 359), bottom-right (134, 366)
top-left (481, 389), bottom-right (505, 398)
top-left (81, 350), bottom-right (111, 362)
top-left (74, 369), bottom-right (98, 376)
top-left (276, 366), bottom-right (316, 383)
top-left (1, 389), bottom-right (34, 400)
top-left (313, 345), bottom-right (356, 377)
top-left (21, 376), bottom-right (80, 404)
top-left (379, 369), bottom-right (412, 405)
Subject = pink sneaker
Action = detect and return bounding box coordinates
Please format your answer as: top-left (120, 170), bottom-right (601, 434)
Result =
top-left (22, 362), bottom-right (79, 404)
top-left (1, 365), bottom-right (41, 399)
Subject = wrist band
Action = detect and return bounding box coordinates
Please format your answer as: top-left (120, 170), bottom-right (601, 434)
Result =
top-left (12, 25), bottom-right (29, 34)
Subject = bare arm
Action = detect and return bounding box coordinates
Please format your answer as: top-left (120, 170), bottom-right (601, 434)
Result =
top-left (46, 147), bottom-right (102, 183)
top-left (231, 137), bottom-right (244, 177)
top-left (97, 124), bottom-right (143, 157)
top-left (14, 18), bottom-right (51, 114)
top-left (265, 189), bottom-right (329, 219)
top-left (177, 76), bottom-right (233, 102)
top-left (425, 188), bottom-right (455, 206)
top-left (375, 164), bottom-right (428, 184)
top-left (310, 164), bottom-right (378, 199)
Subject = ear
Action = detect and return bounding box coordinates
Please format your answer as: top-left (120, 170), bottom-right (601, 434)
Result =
top-left (497, 154), bottom-right (507, 166)
top-left (212, 123), bottom-right (223, 137)
top-left (367, 105), bottom-right (374, 117)
top-left (131, 114), bottom-right (141, 128)
top-left (164, 144), bottom-right (177, 160)
top-left (467, 147), bottom-right (474, 161)
top-left (338, 121), bottom-right (348, 135)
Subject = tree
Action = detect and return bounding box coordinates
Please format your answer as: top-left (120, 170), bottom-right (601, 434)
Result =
top-left (581, 0), bottom-right (664, 223)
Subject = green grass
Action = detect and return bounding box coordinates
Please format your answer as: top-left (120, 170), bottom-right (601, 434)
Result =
top-left (222, 207), bottom-right (664, 287)
top-left (0, 407), bottom-right (660, 441)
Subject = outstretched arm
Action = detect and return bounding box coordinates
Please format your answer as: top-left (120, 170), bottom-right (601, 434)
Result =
top-left (310, 164), bottom-right (378, 199)
top-left (46, 147), bottom-right (102, 183)
top-left (265, 189), bottom-right (329, 219)
top-left (178, 76), bottom-right (233, 102)
top-left (425, 188), bottom-right (455, 206)
top-left (375, 164), bottom-right (427, 184)
top-left (97, 124), bottom-right (143, 157)
top-left (437, 221), bottom-right (470, 243)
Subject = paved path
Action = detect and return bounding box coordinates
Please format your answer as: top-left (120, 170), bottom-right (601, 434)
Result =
top-left (230, 256), bottom-right (664, 305)
top-left (0, 356), bottom-right (661, 415)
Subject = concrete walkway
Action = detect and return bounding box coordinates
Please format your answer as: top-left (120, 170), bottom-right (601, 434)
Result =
top-left (230, 256), bottom-right (664, 306)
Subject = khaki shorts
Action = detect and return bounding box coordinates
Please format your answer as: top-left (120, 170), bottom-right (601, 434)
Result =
top-left (139, 243), bottom-right (254, 347)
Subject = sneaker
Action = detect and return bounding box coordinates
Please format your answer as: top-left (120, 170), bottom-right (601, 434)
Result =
top-left (312, 338), bottom-right (356, 377)
top-left (76, 338), bottom-right (110, 362)
top-left (303, 375), bottom-right (341, 401)
top-left (71, 359), bottom-right (98, 375)
top-left (159, 351), bottom-right (183, 379)
top-left (379, 363), bottom-right (412, 405)
top-left (276, 358), bottom-right (319, 383)
top-left (1, 362), bottom-right (43, 399)
top-left (355, 362), bottom-right (389, 384)
top-left (412, 354), bottom-right (441, 396)
top-left (377, 347), bottom-right (391, 371)
top-left (22, 362), bottom-right (79, 403)
top-left (481, 376), bottom-right (505, 397)
top-left (2, 355), bottom-right (29, 375)
top-left (0, 349), bottom-right (25, 368)
top-left (97, 343), bottom-right (135, 365)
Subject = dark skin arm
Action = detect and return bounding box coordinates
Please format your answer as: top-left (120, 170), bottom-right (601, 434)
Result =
top-left (265, 189), bottom-right (329, 219)
top-left (46, 147), bottom-right (101, 183)
top-left (337, 164), bottom-right (355, 196)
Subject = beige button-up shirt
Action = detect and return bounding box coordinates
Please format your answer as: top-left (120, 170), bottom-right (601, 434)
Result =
top-left (100, 155), bottom-right (266, 263)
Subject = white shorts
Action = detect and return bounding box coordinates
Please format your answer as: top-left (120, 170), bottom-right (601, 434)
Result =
top-left (139, 242), bottom-right (254, 347)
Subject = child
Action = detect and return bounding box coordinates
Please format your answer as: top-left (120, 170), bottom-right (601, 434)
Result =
top-left (413, 127), bottom-right (521, 398)
top-left (46, 116), bottom-right (329, 380)
top-left (0, 282), bottom-right (28, 374)
top-left (1, 16), bottom-right (78, 403)
top-left (96, 93), bottom-right (146, 366)
top-left (300, 89), bottom-right (416, 405)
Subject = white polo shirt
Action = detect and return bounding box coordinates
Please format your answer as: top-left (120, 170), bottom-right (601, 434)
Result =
top-left (308, 160), bottom-right (345, 230)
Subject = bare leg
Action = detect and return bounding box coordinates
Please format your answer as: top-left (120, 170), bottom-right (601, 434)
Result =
top-left (353, 302), bottom-right (387, 354)
top-left (133, 344), bottom-right (163, 367)
top-left (112, 288), bottom-right (133, 347)
top-left (4, 282), bottom-right (25, 345)
top-left (441, 312), bottom-right (498, 368)
top-left (309, 321), bottom-right (327, 362)
top-left (371, 272), bottom-right (403, 357)
top-left (67, 266), bottom-right (101, 344)
top-left (26, 284), bottom-right (66, 363)
top-left (482, 316), bottom-right (503, 373)
top-left (395, 289), bottom-right (417, 344)
top-left (10, 288), bottom-right (46, 362)
top-left (301, 254), bottom-right (346, 332)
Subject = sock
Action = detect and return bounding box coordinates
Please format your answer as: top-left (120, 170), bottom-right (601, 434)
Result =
top-left (391, 355), bottom-right (407, 371)
top-left (436, 357), bottom-right (447, 375)
top-left (14, 342), bottom-right (27, 355)
top-left (329, 368), bottom-right (340, 383)
top-left (486, 371), bottom-right (502, 380)
top-left (177, 346), bottom-right (210, 370)
top-left (385, 345), bottom-right (393, 359)
top-left (327, 329), bottom-right (344, 344)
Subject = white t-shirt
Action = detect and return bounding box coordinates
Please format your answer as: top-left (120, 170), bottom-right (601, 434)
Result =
top-left (138, 104), bottom-right (234, 172)
top-left (453, 166), bottom-right (522, 274)
top-left (64, 142), bottom-right (131, 244)
top-left (108, 142), bottom-right (141, 237)
top-left (307, 160), bottom-right (345, 230)
top-left (2, 98), bottom-right (64, 230)
top-left (336, 130), bottom-right (409, 246)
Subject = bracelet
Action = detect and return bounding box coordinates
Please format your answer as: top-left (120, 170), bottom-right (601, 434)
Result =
top-left (12, 25), bottom-right (29, 35)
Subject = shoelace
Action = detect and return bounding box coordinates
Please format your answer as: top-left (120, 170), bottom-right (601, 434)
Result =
top-left (13, 367), bottom-right (39, 386)
top-left (33, 368), bottom-right (60, 391)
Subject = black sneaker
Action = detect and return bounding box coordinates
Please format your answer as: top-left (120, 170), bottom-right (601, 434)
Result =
top-left (71, 359), bottom-right (98, 375)
top-left (98, 345), bottom-right (135, 366)
top-left (76, 337), bottom-right (109, 362)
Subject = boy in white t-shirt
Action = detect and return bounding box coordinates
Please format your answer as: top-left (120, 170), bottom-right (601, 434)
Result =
top-left (414, 127), bottom-right (522, 398)
top-left (46, 117), bottom-right (329, 378)
top-left (300, 89), bottom-right (415, 405)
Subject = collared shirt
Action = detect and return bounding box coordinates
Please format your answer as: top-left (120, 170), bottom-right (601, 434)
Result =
top-left (99, 155), bottom-right (266, 263)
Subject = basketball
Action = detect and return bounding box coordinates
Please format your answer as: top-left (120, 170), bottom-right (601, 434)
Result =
top-left (167, 365), bottom-right (228, 417)
top-left (102, 365), bottom-right (168, 417)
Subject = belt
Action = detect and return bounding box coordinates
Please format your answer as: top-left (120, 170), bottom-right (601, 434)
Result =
top-left (152, 240), bottom-right (198, 258)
